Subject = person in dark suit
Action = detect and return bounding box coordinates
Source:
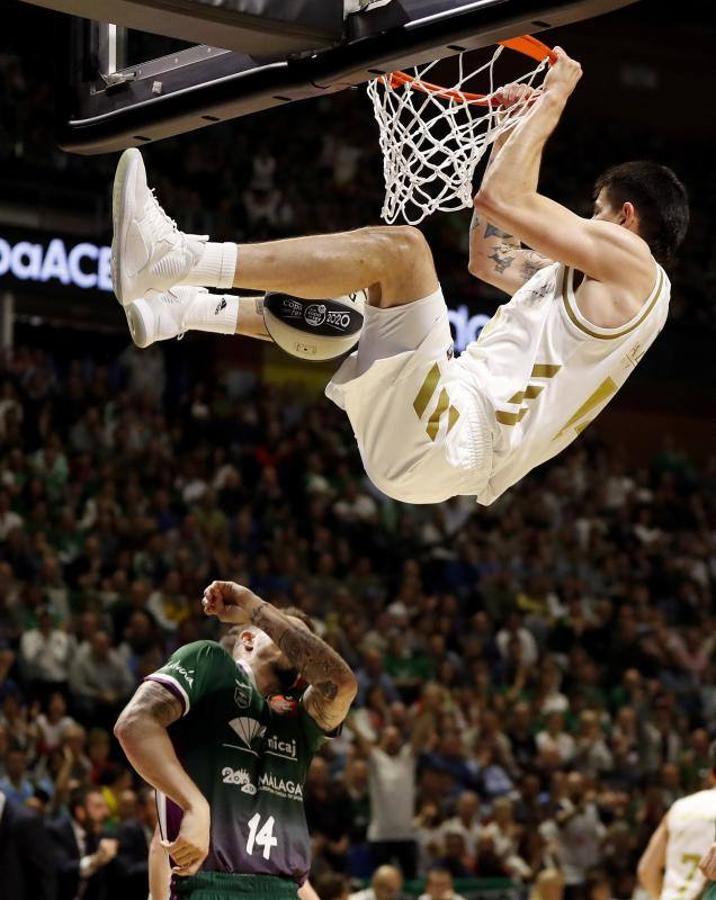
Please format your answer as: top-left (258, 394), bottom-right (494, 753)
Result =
top-left (47, 786), bottom-right (119, 900)
top-left (0, 789), bottom-right (58, 900)
top-left (112, 786), bottom-right (157, 900)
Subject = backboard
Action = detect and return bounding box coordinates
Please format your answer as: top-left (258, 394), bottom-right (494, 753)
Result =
top-left (21, 0), bottom-right (640, 155)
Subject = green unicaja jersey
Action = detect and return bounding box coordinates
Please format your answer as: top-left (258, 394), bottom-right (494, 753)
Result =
top-left (147, 640), bottom-right (328, 886)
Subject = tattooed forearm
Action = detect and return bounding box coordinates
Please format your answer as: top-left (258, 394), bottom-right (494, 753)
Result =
top-left (251, 602), bottom-right (355, 700)
top-left (250, 601), bottom-right (356, 729)
top-left (488, 242), bottom-right (517, 274)
top-left (485, 222), bottom-right (514, 240)
top-left (255, 297), bottom-right (264, 316)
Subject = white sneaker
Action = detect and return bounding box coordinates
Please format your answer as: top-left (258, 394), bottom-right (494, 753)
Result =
top-left (111, 148), bottom-right (207, 306)
top-left (125, 286), bottom-right (206, 348)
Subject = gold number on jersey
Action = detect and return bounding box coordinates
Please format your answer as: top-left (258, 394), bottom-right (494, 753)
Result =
top-left (413, 363), bottom-right (460, 442)
top-left (495, 363), bottom-right (561, 427)
top-left (678, 853), bottom-right (702, 895)
top-left (552, 376), bottom-right (618, 442)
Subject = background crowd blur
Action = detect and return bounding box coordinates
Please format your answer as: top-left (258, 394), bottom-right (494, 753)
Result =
top-left (0, 341), bottom-right (714, 900)
top-left (2, 1), bottom-right (716, 899)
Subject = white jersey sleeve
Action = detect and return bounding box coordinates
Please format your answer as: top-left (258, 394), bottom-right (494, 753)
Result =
top-left (662, 789), bottom-right (716, 900)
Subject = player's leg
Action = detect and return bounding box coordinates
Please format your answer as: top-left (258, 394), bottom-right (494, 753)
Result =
top-left (112, 148), bottom-right (437, 310)
top-left (228, 225), bottom-right (437, 309)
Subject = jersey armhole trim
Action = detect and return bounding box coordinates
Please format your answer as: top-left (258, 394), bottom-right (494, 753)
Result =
top-left (561, 263), bottom-right (664, 341)
top-left (145, 674), bottom-right (191, 717)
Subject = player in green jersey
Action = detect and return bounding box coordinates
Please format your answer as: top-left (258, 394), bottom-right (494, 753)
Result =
top-left (114, 581), bottom-right (357, 899)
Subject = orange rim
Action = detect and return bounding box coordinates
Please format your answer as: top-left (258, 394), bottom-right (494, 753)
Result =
top-left (384, 35), bottom-right (556, 105)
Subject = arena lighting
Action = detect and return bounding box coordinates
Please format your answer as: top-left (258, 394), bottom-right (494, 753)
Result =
top-left (0, 235), bottom-right (113, 292)
top-left (448, 305), bottom-right (490, 354)
top-left (0, 233), bottom-right (489, 350)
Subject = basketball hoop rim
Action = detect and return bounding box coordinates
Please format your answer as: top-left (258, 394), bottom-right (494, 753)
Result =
top-left (384, 35), bottom-right (556, 105)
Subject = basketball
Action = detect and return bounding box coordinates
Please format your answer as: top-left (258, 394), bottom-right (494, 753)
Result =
top-left (262, 290), bottom-right (366, 362)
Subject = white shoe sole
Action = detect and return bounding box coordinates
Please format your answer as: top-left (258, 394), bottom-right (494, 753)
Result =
top-left (111, 147), bottom-right (143, 307)
top-left (125, 299), bottom-right (153, 349)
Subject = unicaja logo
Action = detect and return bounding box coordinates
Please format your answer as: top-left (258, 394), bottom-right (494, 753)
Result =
top-left (304, 304), bottom-right (327, 327)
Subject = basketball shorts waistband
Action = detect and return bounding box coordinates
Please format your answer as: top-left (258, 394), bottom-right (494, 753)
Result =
top-left (175, 871), bottom-right (298, 898)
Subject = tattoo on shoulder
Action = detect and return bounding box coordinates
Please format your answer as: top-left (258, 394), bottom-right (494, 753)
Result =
top-left (132, 681), bottom-right (183, 727)
top-left (485, 223), bottom-right (514, 240)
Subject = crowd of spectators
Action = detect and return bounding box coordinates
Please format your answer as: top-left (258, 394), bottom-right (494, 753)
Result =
top-left (0, 340), bottom-right (714, 900)
top-left (2, 5), bottom-right (716, 899)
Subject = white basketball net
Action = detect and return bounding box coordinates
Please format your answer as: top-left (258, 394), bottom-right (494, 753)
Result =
top-left (367, 43), bottom-right (550, 224)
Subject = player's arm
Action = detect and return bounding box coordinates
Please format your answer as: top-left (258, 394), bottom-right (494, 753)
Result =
top-left (469, 91), bottom-right (552, 295)
top-left (203, 582), bottom-right (358, 732)
top-left (700, 840), bottom-right (716, 880)
top-left (475, 48), bottom-right (651, 287)
top-left (114, 683), bottom-right (210, 876)
top-left (637, 815), bottom-right (668, 899)
top-left (149, 824), bottom-right (171, 900)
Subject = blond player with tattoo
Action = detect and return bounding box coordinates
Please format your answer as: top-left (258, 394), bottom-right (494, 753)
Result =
top-left (111, 48), bottom-right (688, 506)
top-left (115, 583), bottom-right (357, 900)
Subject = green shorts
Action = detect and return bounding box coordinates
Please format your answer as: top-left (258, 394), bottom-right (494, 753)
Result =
top-left (703, 882), bottom-right (716, 900)
top-left (175, 871), bottom-right (298, 900)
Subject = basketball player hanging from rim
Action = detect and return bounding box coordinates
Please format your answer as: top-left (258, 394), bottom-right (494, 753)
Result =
top-left (111, 47), bottom-right (689, 506)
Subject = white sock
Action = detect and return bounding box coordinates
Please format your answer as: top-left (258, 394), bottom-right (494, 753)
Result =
top-left (181, 242), bottom-right (237, 290)
top-left (184, 292), bottom-right (239, 335)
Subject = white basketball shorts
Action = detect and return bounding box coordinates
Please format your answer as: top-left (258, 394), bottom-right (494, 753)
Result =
top-left (325, 287), bottom-right (494, 504)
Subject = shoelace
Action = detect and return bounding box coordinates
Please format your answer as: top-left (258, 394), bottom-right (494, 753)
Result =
top-left (145, 188), bottom-right (208, 245)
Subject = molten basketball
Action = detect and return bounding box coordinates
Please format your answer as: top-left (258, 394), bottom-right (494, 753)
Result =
top-left (262, 290), bottom-right (366, 362)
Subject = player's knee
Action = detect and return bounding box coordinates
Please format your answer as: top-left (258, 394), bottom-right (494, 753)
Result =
top-left (367, 225), bottom-right (431, 271)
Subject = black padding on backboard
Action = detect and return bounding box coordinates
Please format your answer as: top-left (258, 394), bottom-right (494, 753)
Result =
top-left (20, 0), bottom-right (344, 55)
top-left (50, 0), bottom-right (639, 154)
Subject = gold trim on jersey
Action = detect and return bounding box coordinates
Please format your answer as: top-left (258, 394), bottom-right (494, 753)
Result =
top-left (561, 264), bottom-right (665, 341)
top-left (412, 363), bottom-right (461, 442)
top-left (553, 376), bottom-right (618, 441)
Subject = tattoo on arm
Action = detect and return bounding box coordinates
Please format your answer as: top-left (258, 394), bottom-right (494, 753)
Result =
top-left (488, 242), bottom-right (517, 274)
top-left (250, 603), bottom-right (355, 729)
top-left (127, 682), bottom-right (184, 728)
top-left (521, 252), bottom-right (548, 279)
top-left (255, 297), bottom-right (264, 316)
top-left (470, 210), bottom-right (482, 232)
top-left (485, 222), bottom-right (514, 240)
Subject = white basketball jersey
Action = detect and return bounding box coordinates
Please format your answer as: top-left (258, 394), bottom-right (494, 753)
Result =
top-left (456, 260), bottom-right (670, 505)
top-left (662, 789), bottom-right (716, 900)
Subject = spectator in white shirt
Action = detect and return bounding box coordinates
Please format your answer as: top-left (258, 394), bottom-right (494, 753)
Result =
top-left (349, 864), bottom-right (405, 900)
top-left (0, 490), bottom-right (22, 541)
top-left (69, 631), bottom-right (135, 727)
top-left (20, 606), bottom-right (75, 701)
top-left (496, 613), bottom-right (538, 669)
top-left (536, 712), bottom-right (576, 765)
top-left (439, 791), bottom-right (482, 858)
top-left (349, 711), bottom-right (434, 879)
top-left (418, 868), bottom-right (468, 900)
top-left (36, 691), bottom-right (76, 755)
top-left (542, 772), bottom-right (605, 898)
